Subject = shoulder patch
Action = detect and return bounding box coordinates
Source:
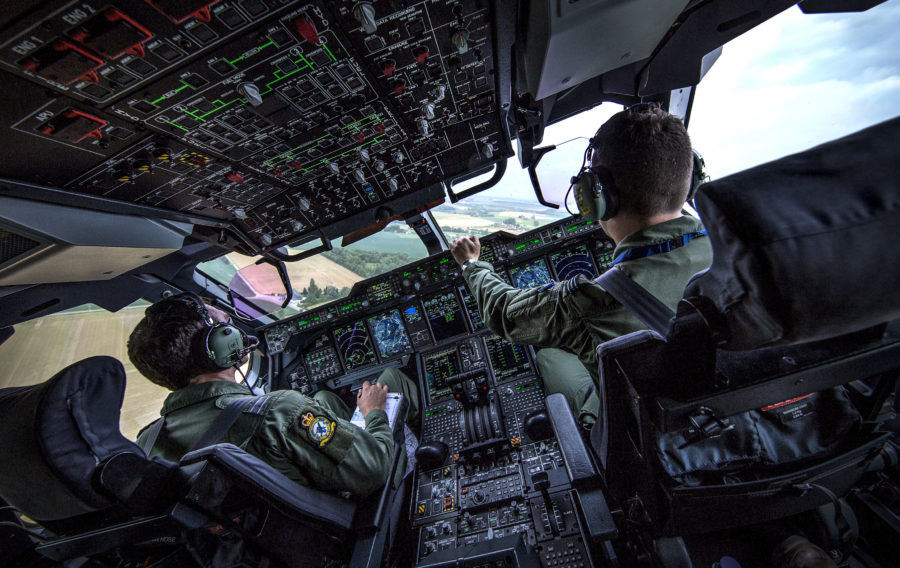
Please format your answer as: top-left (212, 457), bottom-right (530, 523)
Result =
top-left (302, 412), bottom-right (336, 447)
top-left (291, 404), bottom-right (355, 463)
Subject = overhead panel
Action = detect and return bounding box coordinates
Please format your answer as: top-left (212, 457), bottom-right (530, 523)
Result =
top-left (0, 1), bottom-right (512, 253)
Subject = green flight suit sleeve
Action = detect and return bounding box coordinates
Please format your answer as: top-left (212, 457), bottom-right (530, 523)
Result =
top-left (462, 260), bottom-right (605, 349)
top-left (247, 391), bottom-right (395, 498)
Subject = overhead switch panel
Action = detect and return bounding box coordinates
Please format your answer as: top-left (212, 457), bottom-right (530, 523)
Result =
top-left (68, 9), bottom-right (153, 59)
top-left (18, 40), bottom-right (103, 85)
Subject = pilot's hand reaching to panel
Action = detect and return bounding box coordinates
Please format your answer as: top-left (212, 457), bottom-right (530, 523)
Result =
top-left (449, 235), bottom-right (481, 266)
top-left (357, 380), bottom-right (388, 417)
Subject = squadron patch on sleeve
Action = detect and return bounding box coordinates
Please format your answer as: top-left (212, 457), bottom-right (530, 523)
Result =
top-left (301, 412), bottom-right (335, 447)
top-left (291, 404), bottom-right (355, 463)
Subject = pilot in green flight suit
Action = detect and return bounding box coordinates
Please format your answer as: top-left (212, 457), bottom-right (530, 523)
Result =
top-left (450, 105), bottom-right (713, 428)
top-left (129, 294), bottom-right (418, 498)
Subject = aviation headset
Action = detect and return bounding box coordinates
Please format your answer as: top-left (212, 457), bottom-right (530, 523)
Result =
top-left (570, 104), bottom-right (708, 222)
top-left (160, 292), bottom-right (259, 371)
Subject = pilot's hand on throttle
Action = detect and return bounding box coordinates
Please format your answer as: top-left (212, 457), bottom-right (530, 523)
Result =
top-left (449, 236), bottom-right (481, 266)
top-left (357, 381), bottom-right (388, 417)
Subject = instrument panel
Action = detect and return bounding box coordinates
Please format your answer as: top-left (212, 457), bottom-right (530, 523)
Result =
top-left (265, 215), bottom-right (615, 566)
top-left (263, 215), bottom-right (615, 360)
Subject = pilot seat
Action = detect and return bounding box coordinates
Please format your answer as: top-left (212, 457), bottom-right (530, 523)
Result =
top-left (587, 117), bottom-right (900, 567)
top-left (0, 355), bottom-right (407, 568)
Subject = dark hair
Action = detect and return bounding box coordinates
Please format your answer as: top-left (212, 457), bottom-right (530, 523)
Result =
top-left (591, 104), bottom-right (693, 217)
top-left (127, 295), bottom-right (212, 390)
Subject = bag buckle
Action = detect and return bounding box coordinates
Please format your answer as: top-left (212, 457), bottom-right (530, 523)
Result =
top-left (679, 407), bottom-right (735, 448)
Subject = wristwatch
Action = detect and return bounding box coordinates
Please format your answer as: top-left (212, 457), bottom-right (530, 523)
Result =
top-left (461, 259), bottom-right (478, 271)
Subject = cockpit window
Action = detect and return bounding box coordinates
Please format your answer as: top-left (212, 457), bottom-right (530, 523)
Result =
top-left (430, 106), bottom-right (620, 235)
top-left (200, 220), bottom-right (430, 320)
top-left (689, 3), bottom-right (900, 178)
top-left (0, 301), bottom-right (168, 439)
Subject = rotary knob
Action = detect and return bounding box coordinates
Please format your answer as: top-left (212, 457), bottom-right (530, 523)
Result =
top-left (452, 29), bottom-right (470, 54)
top-left (388, 177), bottom-right (399, 192)
top-left (328, 162), bottom-right (340, 175)
top-left (358, 148), bottom-right (371, 161)
top-left (353, 169), bottom-right (366, 184)
top-left (392, 150), bottom-right (405, 164)
top-left (289, 219), bottom-right (303, 232)
top-left (417, 118), bottom-right (430, 137)
top-left (236, 82), bottom-right (263, 107)
top-left (352, 2), bottom-right (377, 34)
top-left (373, 159), bottom-right (385, 172)
top-left (233, 208), bottom-right (248, 220)
top-left (422, 102), bottom-right (436, 120)
top-left (259, 233), bottom-right (272, 246)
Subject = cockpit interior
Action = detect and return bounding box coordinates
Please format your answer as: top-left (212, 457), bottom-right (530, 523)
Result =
top-left (1, 1), bottom-right (898, 567)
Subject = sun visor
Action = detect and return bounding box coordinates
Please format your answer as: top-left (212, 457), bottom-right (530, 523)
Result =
top-left (685, 116), bottom-right (900, 350)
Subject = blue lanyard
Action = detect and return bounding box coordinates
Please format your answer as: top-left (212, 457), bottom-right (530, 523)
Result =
top-left (609, 230), bottom-right (707, 267)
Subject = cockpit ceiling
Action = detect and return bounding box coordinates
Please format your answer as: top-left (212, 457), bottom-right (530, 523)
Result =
top-left (0, 1), bottom-right (798, 258)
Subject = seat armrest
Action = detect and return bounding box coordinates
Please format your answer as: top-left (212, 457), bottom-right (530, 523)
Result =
top-left (180, 443), bottom-right (356, 530)
top-left (546, 393), bottom-right (596, 485)
top-left (353, 423), bottom-right (407, 533)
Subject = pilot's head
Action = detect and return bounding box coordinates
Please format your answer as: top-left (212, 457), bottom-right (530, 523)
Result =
top-left (128, 294), bottom-right (233, 390)
top-left (590, 104), bottom-right (693, 219)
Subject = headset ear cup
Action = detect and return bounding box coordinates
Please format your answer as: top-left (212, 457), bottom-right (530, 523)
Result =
top-left (205, 323), bottom-right (246, 369)
top-left (594, 167), bottom-right (618, 221)
top-left (688, 149), bottom-right (707, 203)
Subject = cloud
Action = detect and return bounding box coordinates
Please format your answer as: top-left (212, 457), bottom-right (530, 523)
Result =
top-left (690, 2), bottom-right (900, 179)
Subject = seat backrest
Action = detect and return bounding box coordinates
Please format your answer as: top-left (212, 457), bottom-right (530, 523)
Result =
top-left (0, 356), bottom-right (145, 521)
top-left (684, 116), bottom-right (900, 350)
top-left (591, 119), bottom-right (900, 535)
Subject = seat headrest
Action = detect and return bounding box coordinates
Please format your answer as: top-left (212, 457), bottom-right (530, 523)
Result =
top-left (685, 117), bottom-right (900, 350)
top-left (0, 356), bottom-right (144, 521)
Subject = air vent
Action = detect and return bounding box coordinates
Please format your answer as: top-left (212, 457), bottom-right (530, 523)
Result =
top-left (0, 229), bottom-right (41, 264)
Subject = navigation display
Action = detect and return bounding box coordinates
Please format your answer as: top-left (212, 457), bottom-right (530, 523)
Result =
top-left (423, 347), bottom-right (460, 402)
top-left (485, 335), bottom-right (532, 382)
top-left (458, 285), bottom-right (485, 330)
top-left (551, 244), bottom-right (597, 281)
top-left (422, 292), bottom-right (468, 342)
top-left (402, 303), bottom-right (433, 347)
top-left (508, 258), bottom-right (553, 289)
top-left (333, 321), bottom-right (377, 370)
top-left (368, 309), bottom-right (412, 359)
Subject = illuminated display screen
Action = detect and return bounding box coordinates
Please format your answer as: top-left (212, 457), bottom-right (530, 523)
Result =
top-left (458, 285), bottom-right (484, 330)
top-left (342, 299), bottom-right (364, 311)
top-left (480, 243), bottom-right (496, 264)
top-left (485, 335), bottom-right (531, 382)
top-left (508, 258), bottom-right (553, 289)
top-left (422, 292), bottom-right (468, 342)
top-left (305, 346), bottom-right (341, 382)
top-left (369, 280), bottom-right (395, 303)
top-left (403, 304), bottom-right (423, 323)
top-left (368, 309), bottom-right (412, 359)
top-left (424, 347), bottom-right (460, 401)
top-left (296, 313), bottom-right (323, 330)
top-left (551, 244), bottom-right (597, 281)
top-left (333, 321), bottom-right (376, 370)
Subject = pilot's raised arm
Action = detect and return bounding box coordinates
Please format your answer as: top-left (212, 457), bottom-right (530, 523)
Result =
top-left (450, 105), bottom-right (712, 429)
top-left (130, 293), bottom-right (417, 498)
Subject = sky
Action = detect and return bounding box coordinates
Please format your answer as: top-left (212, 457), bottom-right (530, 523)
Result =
top-left (451, 1), bottom-right (900, 205)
